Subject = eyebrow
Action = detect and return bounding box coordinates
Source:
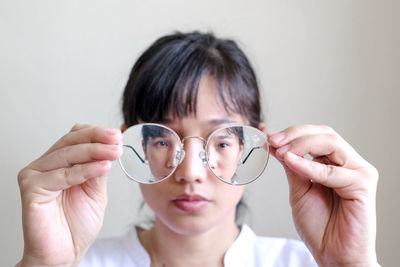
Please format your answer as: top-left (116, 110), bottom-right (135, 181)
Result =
top-left (214, 135), bottom-right (234, 139)
top-left (206, 118), bottom-right (238, 125)
top-left (160, 117), bottom-right (239, 132)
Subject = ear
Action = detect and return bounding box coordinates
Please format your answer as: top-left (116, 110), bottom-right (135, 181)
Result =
top-left (121, 124), bottom-right (127, 133)
top-left (258, 122), bottom-right (265, 133)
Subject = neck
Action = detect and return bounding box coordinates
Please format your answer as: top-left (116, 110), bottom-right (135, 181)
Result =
top-left (139, 218), bottom-right (240, 267)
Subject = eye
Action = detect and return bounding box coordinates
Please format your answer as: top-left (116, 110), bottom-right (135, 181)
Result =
top-left (157, 141), bottom-right (168, 147)
top-left (151, 138), bottom-right (169, 147)
top-left (218, 143), bottom-right (229, 148)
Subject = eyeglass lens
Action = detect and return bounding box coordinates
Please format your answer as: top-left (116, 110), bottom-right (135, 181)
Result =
top-left (119, 123), bottom-right (269, 185)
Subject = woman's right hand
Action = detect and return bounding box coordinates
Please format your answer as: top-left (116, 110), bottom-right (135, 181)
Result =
top-left (16, 124), bottom-right (122, 267)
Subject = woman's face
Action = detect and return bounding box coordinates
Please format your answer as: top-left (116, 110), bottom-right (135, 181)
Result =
top-left (139, 75), bottom-right (248, 236)
top-left (143, 128), bottom-right (181, 180)
top-left (206, 128), bottom-right (244, 183)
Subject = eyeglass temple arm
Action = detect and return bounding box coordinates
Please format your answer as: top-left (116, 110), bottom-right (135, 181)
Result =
top-left (123, 144), bottom-right (146, 164)
top-left (242, 146), bottom-right (261, 164)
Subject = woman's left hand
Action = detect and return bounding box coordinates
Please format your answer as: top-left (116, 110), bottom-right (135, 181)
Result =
top-left (268, 125), bottom-right (379, 267)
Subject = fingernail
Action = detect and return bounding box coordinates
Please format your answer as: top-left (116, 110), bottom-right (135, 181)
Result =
top-left (270, 132), bottom-right (285, 145)
top-left (277, 144), bottom-right (290, 157)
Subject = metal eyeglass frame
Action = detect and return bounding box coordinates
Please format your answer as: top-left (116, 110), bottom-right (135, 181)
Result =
top-left (119, 123), bottom-right (269, 185)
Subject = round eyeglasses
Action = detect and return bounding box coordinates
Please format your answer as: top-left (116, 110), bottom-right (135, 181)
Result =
top-left (118, 123), bottom-right (269, 185)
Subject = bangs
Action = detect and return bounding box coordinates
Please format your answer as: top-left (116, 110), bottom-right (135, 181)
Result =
top-left (122, 32), bottom-right (261, 128)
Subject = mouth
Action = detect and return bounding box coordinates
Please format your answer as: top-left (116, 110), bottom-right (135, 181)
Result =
top-left (171, 194), bottom-right (210, 213)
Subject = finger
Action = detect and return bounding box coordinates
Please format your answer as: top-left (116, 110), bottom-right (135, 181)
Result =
top-left (275, 133), bottom-right (364, 168)
top-left (43, 126), bottom-right (122, 157)
top-left (269, 146), bottom-right (288, 167)
top-left (268, 124), bottom-right (336, 148)
top-left (36, 160), bottom-right (112, 192)
top-left (70, 123), bottom-right (93, 132)
top-left (283, 152), bottom-right (356, 189)
top-left (269, 146), bottom-right (278, 159)
top-left (32, 143), bottom-right (122, 171)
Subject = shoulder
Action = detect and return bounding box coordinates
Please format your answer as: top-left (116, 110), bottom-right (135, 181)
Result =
top-left (224, 225), bottom-right (318, 267)
top-left (78, 227), bottom-right (150, 267)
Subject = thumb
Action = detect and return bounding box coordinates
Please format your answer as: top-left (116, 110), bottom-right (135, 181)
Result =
top-left (283, 152), bottom-right (355, 189)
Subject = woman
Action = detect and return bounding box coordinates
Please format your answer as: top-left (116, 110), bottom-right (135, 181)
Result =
top-left (16, 32), bottom-right (380, 266)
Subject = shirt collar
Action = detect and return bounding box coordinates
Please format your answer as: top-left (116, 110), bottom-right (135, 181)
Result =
top-left (224, 224), bottom-right (256, 266)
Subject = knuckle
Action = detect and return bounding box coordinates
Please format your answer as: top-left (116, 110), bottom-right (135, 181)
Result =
top-left (63, 167), bottom-right (70, 179)
top-left (371, 166), bottom-right (379, 181)
top-left (70, 123), bottom-right (83, 132)
top-left (17, 167), bottom-right (29, 185)
top-left (364, 165), bottom-right (379, 183)
top-left (319, 125), bottom-right (335, 134)
top-left (326, 133), bottom-right (340, 144)
top-left (59, 145), bottom-right (70, 155)
top-left (90, 143), bottom-right (109, 159)
top-left (58, 132), bottom-right (72, 146)
top-left (63, 167), bottom-right (74, 186)
top-left (320, 164), bottom-right (334, 182)
top-left (55, 146), bottom-right (72, 167)
top-left (285, 125), bottom-right (300, 136)
top-left (17, 167), bottom-right (36, 189)
top-left (92, 126), bottom-right (105, 140)
top-left (90, 143), bottom-right (101, 154)
top-left (70, 123), bottom-right (92, 132)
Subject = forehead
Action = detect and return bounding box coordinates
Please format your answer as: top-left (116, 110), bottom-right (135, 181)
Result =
top-left (166, 76), bottom-right (248, 127)
top-left (196, 76), bottom-right (229, 117)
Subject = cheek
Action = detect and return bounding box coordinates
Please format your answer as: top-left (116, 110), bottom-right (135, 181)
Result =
top-left (148, 149), bottom-right (158, 161)
top-left (217, 184), bottom-right (245, 208)
top-left (148, 150), bottom-right (171, 166)
top-left (139, 184), bottom-right (167, 212)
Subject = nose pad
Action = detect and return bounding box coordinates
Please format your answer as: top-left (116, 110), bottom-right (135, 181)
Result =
top-left (174, 149), bottom-right (207, 168)
top-left (174, 150), bottom-right (185, 167)
top-left (231, 173), bottom-right (239, 184)
top-left (198, 151), bottom-right (208, 168)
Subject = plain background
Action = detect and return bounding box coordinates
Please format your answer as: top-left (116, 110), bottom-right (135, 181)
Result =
top-left (1, 1), bottom-right (399, 266)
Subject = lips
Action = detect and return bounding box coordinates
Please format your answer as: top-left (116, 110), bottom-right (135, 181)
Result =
top-left (172, 194), bottom-right (210, 213)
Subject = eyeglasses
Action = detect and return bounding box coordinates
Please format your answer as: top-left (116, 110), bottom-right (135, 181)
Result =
top-left (118, 123), bottom-right (269, 185)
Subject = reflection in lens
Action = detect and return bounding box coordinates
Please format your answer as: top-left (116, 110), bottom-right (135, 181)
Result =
top-left (119, 124), bottom-right (181, 184)
top-left (207, 126), bottom-right (269, 185)
top-left (207, 127), bottom-right (244, 183)
top-left (143, 125), bottom-right (179, 180)
top-left (120, 124), bottom-right (269, 185)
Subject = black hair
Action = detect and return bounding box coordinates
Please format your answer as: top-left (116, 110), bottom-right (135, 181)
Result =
top-left (122, 31), bottom-right (262, 226)
top-left (226, 126), bottom-right (244, 146)
top-left (122, 31), bottom-right (262, 128)
top-left (141, 125), bottom-right (171, 145)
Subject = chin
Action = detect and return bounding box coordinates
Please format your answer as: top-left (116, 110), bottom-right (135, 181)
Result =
top-left (163, 216), bottom-right (213, 235)
top-left (156, 210), bottom-right (235, 237)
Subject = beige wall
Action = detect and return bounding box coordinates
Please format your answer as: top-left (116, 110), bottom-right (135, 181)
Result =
top-left (1, 1), bottom-right (398, 266)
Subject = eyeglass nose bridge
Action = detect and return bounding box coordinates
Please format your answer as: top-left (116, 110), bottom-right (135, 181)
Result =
top-left (175, 136), bottom-right (208, 168)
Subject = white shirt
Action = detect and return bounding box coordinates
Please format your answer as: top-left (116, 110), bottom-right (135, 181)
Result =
top-left (79, 225), bottom-right (318, 267)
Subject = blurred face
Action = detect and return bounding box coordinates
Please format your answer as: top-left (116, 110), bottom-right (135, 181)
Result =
top-left (143, 128), bottom-right (180, 180)
top-left (139, 75), bottom-right (248, 236)
top-left (207, 128), bottom-right (244, 183)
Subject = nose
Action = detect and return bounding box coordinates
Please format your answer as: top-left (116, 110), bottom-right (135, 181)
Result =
top-left (173, 138), bottom-right (208, 184)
